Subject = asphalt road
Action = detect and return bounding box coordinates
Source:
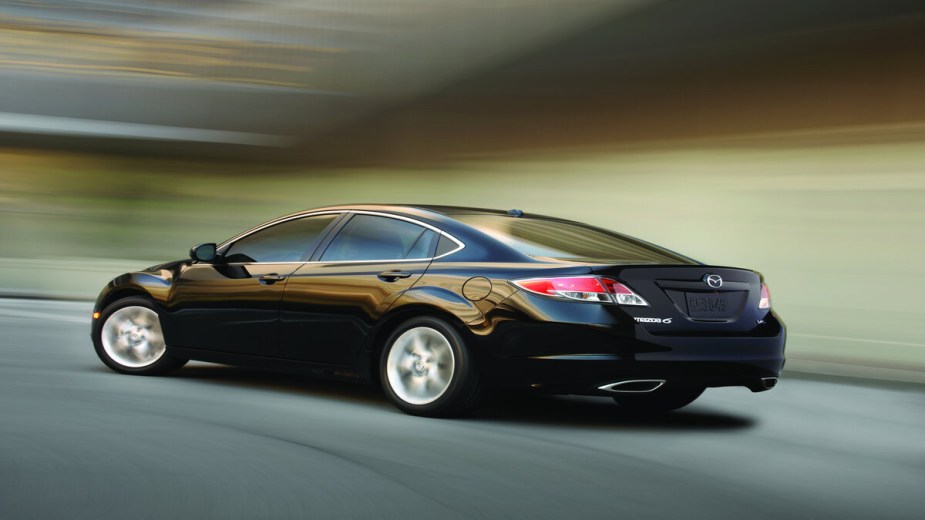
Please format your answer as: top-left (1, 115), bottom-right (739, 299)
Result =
top-left (1, 298), bottom-right (923, 519)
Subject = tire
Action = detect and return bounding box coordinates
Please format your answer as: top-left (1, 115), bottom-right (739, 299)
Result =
top-left (380, 316), bottom-right (483, 417)
top-left (612, 385), bottom-right (705, 413)
top-left (92, 296), bottom-right (187, 376)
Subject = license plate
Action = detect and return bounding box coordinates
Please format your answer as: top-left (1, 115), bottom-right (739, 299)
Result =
top-left (685, 292), bottom-right (733, 318)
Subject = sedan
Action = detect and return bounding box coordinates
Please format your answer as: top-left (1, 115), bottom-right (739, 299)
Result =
top-left (91, 205), bottom-right (785, 416)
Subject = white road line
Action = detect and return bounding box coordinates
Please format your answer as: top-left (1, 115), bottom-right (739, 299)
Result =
top-left (790, 332), bottom-right (925, 349)
top-left (0, 308), bottom-right (89, 324)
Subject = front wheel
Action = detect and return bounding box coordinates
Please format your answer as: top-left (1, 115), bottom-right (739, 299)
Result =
top-left (612, 385), bottom-right (705, 413)
top-left (380, 317), bottom-right (482, 417)
top-left (93, 297), bottom-right (187, 375)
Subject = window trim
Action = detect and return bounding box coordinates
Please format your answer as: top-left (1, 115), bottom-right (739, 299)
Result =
top-left (217, 211), bottom-right (346, 265)
top-left (218, 210), bottom-right (465, 265)
top-left (313, 211), bottom-right (465, 264)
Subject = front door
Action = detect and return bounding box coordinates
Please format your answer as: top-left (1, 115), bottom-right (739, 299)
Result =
top-left (165, 262), bottom-right (297, 356)
top-left (163, 213), bottom-right (342, 357)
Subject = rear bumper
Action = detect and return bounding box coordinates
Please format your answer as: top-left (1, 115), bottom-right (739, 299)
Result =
top-left (489, 357), bottom-right (784, 396)
top-left (474, 308), bottom-right (786, 395)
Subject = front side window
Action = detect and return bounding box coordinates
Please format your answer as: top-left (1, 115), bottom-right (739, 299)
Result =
top-left (321, 215), bottom-right (435, 262)
top-left (224, 214), bottom-right (338, 263)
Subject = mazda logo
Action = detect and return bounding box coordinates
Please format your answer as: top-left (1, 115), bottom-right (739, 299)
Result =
top-left (704, 274), bottom-right (723, 288)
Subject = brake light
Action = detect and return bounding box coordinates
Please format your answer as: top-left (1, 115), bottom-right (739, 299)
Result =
top-left (512, 276), bottom-right (648, 306)
top-left (600, 278), bottom-right (649, 306)
top-left (759, 283), bottom-right (771, 309)
top-left (513, 277), bottom-right (610, 302)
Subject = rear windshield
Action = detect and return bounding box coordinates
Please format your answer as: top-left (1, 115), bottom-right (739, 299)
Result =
top-left (456, 215), bottom-right (694, 264)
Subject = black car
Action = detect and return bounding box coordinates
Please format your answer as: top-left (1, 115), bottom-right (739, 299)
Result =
top-left (91, 205), bottom-right (785, 416)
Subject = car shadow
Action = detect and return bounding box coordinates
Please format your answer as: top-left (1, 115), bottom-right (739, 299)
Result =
top-left (171, 363), bottom-right (390, 408)
top-left (473, 392), bottom-right (756, 430)
top-left (167, 364), bottom-right (755, 431)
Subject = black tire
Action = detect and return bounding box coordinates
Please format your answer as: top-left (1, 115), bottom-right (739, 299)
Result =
top-left (92, 296), bottom-right (187, 376)
top-left (379, 316), bottom-right (483, 417)
top-left (612, 385), bottom-right (705, 413)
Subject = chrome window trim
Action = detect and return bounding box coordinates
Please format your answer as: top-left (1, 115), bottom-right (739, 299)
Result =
top-left (217, 210), bottom-right (346, 250)
top-left (217, 209), bottom-right (465, 265)
top-left (219, 262), bottom-right (308, 266)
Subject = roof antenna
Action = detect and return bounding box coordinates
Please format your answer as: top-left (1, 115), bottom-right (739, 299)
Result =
top-left (507, 209), bottom-right (524, 217)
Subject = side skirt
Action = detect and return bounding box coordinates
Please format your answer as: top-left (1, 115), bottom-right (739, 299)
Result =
top-left (167, 346), bottom-right (372, 384)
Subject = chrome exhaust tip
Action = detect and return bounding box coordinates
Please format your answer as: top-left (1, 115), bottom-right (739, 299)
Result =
top-left (761, 377), bottom-right (779, 389)
top-left (598, 379), bottom-right (666, 393)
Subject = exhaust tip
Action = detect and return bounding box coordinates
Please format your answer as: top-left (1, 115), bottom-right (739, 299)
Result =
top-left (598, 379), bottom-right (666, 393)
top-left (761, 377), bottom-right (779, 389)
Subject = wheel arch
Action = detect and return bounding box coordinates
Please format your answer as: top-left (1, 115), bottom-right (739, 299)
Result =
top-left (94, 270), bottom-right (174, 313)
top-left (97, 287), bottom-right (153, 312)
top-left (92, 285), bottom-right (166, 342)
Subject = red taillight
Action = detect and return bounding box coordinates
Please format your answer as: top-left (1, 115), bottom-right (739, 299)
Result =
top-left (512, 276), bottom-right (648, 306)
top-left (759, 283), bottom-right (771, 309)
top-left (513, 277), bottom-right (610, 302)
top-left (600, 278), bottom-right (649, 306)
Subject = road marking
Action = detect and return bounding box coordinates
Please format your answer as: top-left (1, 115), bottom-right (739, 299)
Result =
top-left (0, 308), bottom-right (88, 324)
top-left (790, 332), bottom-right (925, 349)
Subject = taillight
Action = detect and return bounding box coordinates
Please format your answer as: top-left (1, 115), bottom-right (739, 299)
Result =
top-left (759, 283), bottom-right (772, 309)
top-left (600, 278), bottom-right (649, 306)
top-left (512, 276), bottom-right (648, 306)
top-left (513, 277), bottom-right (610, 302)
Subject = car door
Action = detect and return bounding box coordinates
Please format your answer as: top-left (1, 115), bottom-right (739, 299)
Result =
top-left (164, 213), bottom-right (343, 357)
top-left (279, 213), bottom-right (439, 364)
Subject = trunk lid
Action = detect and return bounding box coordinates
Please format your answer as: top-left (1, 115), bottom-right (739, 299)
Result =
top-left (592, 265), bottom-right (767, 334)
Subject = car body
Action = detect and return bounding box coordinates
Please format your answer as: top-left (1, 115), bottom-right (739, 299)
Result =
top-left (91, 204), bottom-right (785, 416)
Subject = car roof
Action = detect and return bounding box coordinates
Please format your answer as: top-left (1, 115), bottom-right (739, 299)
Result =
top-left (297, 204), bottom-right (510, 217)
top-left (245, 204), bottom-right (541, 263)
top-left (223, 204), bottom-right (694, 266)
top-left (295, 204), bottom-right (571, 223)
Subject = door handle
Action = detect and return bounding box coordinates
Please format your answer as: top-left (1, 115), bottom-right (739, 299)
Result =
top-left (258, 273), bottom-right (287, 285)
top-left (377, 270), bottom-right (413, 282)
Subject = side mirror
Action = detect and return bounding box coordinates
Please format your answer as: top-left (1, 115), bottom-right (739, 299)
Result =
top-left (190, 243), bottom-right (217, 263)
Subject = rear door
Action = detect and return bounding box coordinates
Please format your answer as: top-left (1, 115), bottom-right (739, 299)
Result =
top-left (279, 213), bottom-right (439, 364)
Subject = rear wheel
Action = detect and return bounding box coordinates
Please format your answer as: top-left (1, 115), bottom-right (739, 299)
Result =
top-left (93, 297), bottom-right (187, 375)
top-left (380, 316), bottom-right (482, 417)
top-left (612, 385), bottom-right (704, 413)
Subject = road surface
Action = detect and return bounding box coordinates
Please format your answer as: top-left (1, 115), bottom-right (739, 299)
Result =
top-left (1, 298), bottom-right (923, 519)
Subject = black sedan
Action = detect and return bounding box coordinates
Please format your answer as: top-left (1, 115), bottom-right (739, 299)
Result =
top-left (91, 205), bottom-right (785, 417)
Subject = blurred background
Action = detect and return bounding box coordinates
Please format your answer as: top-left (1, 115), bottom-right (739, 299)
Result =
top-left (1, 0), bottom-right (923, 382)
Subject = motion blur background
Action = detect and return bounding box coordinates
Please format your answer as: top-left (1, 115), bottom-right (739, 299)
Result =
top-left (1, 0), bottom-right (923, 382)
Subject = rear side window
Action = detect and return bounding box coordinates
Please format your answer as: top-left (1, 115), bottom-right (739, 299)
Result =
top-left (224, 214), bottom-right (338, 263)
top-left (455, 215), bottom-right (693, 264)
top-left (321, 215), bottom-right (432, 262)
top-left (435, 235), bottom-right (459, 257)
top-left (405, 230), bottom-right (438, 259)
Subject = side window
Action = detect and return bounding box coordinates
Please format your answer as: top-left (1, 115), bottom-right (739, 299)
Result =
top-left (405, 230), bottom-right (438, 259)
top-left (435, 235), bottom-right (459, 257)
top-left (321, 215), bottom-right (432, 262)
top-left (224, 214), bottom-right (338, 263)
